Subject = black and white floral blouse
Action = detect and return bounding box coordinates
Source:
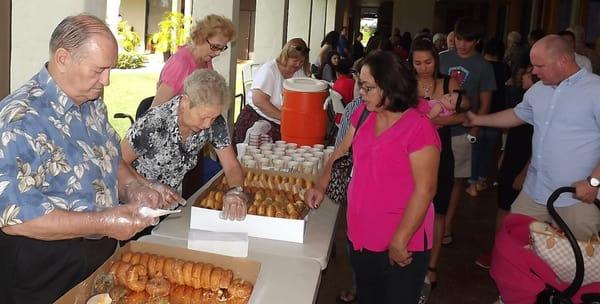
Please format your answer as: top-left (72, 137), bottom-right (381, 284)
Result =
top-left (126, 96), bottom-right (230, 191)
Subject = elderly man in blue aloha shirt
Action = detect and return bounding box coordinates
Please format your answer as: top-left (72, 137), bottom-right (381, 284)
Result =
top-left (0, 14), bottom-right (183, 303)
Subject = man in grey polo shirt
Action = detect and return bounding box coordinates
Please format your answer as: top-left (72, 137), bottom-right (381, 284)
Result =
top-left (466, 35), bottom-right (600, 240)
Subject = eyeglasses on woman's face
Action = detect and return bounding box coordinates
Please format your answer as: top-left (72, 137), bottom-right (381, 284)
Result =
top-left (206, 39), bottom-right (228, 52)
top-left (358, 81), bottom-right (378, 93)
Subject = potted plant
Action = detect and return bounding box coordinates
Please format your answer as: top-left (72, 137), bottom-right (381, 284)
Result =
top-left (151, 12), bottom-right (192, 61)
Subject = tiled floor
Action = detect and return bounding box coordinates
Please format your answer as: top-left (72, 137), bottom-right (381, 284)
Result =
top-left (316, 187), bottom-right (500, 304)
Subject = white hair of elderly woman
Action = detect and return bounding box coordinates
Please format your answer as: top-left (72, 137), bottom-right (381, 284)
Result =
top-left (183, 69), bottom-right (230, 108)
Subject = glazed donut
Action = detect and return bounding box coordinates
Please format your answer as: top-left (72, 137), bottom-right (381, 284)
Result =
top-left (230, 279), bottom-right (253, 299)
top-left (147, 255), bottom-right (157, 277)
top-left (117, 262), bottom-right (132, 286)
top-left (125, 264), bottom-right (148, 292)
top-left (121, 252), bottom-right (133, 263)
top-left (192, 263), bottom-right (203, 289)
top-left (209, 267), bottom-right (223, 291)
top-left (124, 291), bottom-right (148, 304)
top-left (154, 256), bottom-right (165, 278)
top-left (201, 263), bottom-right (214, 290)
top-left (163, 258), bottom-right (175, 284)
top-left (108, 285), bottom-right (129, 303)
top-left (173, 259), bottom-right (185, 286)
top-left (139, 253), bottom-right (149, 268)
top-left (169, 285), bottom-right (187, 304)
top-left (145, 277), bottom-right (170, 297)
top-left (219, 269), bottom-right (233, 289)
top-left (182, 261), bottom-right (194, 287)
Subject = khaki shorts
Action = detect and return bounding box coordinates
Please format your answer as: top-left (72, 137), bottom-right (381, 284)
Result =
top-left (511, 191), bottom-right (600, 240)
top-left (451, 135), bottom-right (472, 178)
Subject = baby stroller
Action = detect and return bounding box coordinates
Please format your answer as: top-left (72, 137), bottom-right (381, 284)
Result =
top-left (490, 187), bottom-right (600, 304)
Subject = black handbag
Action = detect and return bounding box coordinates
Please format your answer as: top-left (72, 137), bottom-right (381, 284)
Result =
top-left (325, 108), bottom-right (369, 204)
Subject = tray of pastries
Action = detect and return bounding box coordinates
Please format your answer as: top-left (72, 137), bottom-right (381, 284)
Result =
top-left (194, 171), bottom-right (313, 220)
top-left (88, 251), bottom-right (253, 304)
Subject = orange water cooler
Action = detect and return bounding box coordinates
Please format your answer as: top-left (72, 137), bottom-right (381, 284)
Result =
top-left (280, 77), bottom-right (329, 146)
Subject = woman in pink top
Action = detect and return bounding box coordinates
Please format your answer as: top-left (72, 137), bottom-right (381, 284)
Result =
top-left (152, 15), bottom-right (236, 107)
top-left (306, 51), bottom-right (440, 303)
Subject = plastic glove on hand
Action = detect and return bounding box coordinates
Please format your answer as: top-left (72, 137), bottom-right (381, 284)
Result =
top-left (150, 182), bottom-right (186, 209)
top-left (220, 188), bottom-right (249, 221)
top-left (98, 203), bottom-right (158, 240)
top-left (124, 180), bottom-right (163, 209)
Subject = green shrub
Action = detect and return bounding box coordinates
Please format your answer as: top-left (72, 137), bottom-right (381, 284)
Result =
top-left (117, 20), bottom-right (141, 52)
top-left (116, 52), bottom-right (147, 69)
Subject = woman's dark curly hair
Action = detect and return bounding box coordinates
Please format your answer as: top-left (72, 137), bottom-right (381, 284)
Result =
top-left (361, 51), bottom-right (418, 112)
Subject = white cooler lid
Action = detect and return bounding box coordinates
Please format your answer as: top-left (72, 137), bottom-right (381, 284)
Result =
top-left (283, 77), bottom-right (328, 92)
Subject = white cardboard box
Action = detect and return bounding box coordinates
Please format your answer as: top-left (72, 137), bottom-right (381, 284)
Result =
top-left (190, 207), bottom-right (308, 243)
top-left (187, 229), bottom-right (249, 257)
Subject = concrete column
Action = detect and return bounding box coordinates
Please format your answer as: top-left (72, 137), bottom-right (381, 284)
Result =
top-left (325, 0), bottom-right (337, 32)
top-left (253, 0), bottom-right (287, 64)
top-left (287, 1), bottom-right (311, 42)
top-left (11, 0), bottom-right (107, 90)
top-left (392, 0), bottom-right (435, 37)
top-left (192, 0), bottom-right (240, 124)
top-left (309, 0), bottom-right (327, 63)
top-left (106, 0), bottom-right (121, 40)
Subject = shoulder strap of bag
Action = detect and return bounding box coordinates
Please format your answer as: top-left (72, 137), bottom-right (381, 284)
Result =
top-left (349, 107), bottom-right (369, 153)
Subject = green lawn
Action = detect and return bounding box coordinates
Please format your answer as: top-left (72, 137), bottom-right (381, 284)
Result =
top-left (104, 71), bottom-right (159, 138)
top-left (104, 61), bottom-right (247, 138)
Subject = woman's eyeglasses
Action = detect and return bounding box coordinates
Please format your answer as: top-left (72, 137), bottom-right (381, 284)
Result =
top-left (206, 39), bottom-right (228, 52)
top-left (358, 81), bottom-right (377, 93)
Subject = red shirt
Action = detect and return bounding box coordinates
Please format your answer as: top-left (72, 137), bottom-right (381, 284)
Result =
top-left (332, 75), bottom-right (355, 104)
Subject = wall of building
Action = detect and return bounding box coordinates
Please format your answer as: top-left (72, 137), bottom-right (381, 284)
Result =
top-left (147, 0), bottom-right (171, 37)
top-left (0, 0), bottom-right (10, 99)
top-left (392, 0), bottom-right (435, 37)
top-left (120, 0), bottom-right (147, 52)
top-left (11, 0), bottom-right (107, 91)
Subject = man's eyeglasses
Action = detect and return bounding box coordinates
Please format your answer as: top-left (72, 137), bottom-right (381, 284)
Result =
top-left (291, 45), bottom-right (310, 54)
top-left (206, 39), bottom-right (228, 52)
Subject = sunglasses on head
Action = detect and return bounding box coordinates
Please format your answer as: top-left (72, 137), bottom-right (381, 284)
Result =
top-left (291, 45), bottom-right (310, 54)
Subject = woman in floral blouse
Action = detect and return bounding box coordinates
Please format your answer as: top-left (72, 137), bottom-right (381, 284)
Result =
top-left (121, 69), bottom-right (244, 194)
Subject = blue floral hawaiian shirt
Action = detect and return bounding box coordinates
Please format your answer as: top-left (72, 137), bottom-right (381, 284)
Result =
top-left (0, 65), bottom-right (121, 227)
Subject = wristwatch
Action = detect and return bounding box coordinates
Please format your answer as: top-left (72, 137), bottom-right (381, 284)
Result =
top-left (587, 176), bottom-right (600, 188)
top-left (228, 186), bottom-right (244, 193)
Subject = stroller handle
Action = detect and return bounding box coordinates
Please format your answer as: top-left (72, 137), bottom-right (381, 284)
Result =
top-left (546, 187), bottom-right (600, 298)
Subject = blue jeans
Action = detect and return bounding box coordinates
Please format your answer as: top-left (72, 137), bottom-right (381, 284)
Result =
top-left (469, 127), bottom-right (500, 183)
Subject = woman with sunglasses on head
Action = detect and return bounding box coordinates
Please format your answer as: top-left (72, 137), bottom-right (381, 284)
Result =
top-left (232, 38), bottom-right (310, 144)
top-left (152, 14), bottom-right (236, 107)
top-left (408, 37), bottom-right (469, 298)
top-left (306, 51), bottom-right (440, 303)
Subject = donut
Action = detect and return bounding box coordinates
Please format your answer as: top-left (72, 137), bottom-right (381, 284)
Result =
top-left (163, 258), bottom-right (175, 284)
top-left (145, 277), bottom-right (170, 297)
top-left (125, 264), bottom-right (148, 292)
top-left (117, 262), bottom-right (132, 286)
top-left (201, 263), bottom-right (214, 290)
top-left (139, 253), bottom-right (149, 268)
top-left (124, 291), bottom-right (148, 304)
top-left (192, 263), bottom-right (203, 289)
top-left (230, 279), bottom-right (253, 299)
top-left (219, 269), bottom-right (233, 289)
top-left (173, 259), bottom-right (185, 286)
top-left (130, 253), bottom-right (141, 265)
top-left (209, 267), bottom-right (223, 291)
top-left (121, 252), bottom-right (133, 263)
top-left (182, 261), bottom-right (194, 287)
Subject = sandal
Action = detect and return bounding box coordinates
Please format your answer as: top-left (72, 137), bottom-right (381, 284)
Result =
top-left (442, 234), bottom-right (453, 246)
top-left (427, 267), bottom-right (438, 289)
top-left (336, 289), bottom-right (357, 303)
